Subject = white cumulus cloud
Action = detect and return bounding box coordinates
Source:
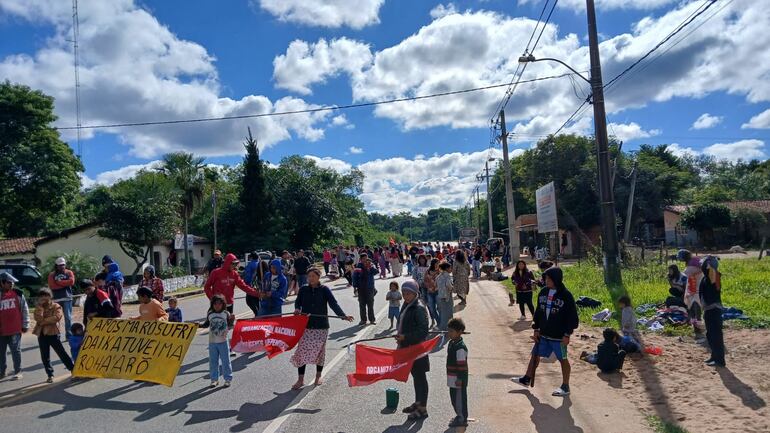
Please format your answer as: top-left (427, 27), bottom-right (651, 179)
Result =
top-left (430, 3), bottom-right (457, 19)
top-left (741, 108), bottom-right (770, 129)
top-left (519, 0), bottom-right (678, 11)
top-left (691, 113), bottom-right (722, 130)
top-left (607, 122), bottom-right (661, 142)
top-left (703, 139), bottom-right (766, 162)
top-left (255, 0), bottom-right (384, 29)
top-left (348, 146), bottom-right (364, 154)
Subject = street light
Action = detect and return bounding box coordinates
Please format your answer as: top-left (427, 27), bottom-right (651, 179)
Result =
top-left (518, 54), bottom-right (591, 83)
top-left (515, 3), bottom-right (622, 290)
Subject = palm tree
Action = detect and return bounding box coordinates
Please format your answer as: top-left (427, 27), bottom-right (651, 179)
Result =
top-left (159, 152), bottom-right (206, 275)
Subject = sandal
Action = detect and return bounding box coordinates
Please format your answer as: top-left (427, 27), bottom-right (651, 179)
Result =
top-left (402, 403), bottom-right (419, 414)
top-left (291, 380), bottom-right (304, 390)
top-left (407, 407), bottom-right (428, 420)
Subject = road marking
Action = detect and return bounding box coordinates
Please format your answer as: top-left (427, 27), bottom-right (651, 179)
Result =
top-left (262, 301), bottom-right (391, 433)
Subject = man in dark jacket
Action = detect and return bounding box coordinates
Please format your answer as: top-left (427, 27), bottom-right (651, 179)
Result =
top-left (512, 267), bottom-right (578, 397)
top-left (396, 281), bottom-right (430, 418)
top-left (293, 250), bottom-right (312, 289)
top-left (352, 255), bottom-right (378, 325)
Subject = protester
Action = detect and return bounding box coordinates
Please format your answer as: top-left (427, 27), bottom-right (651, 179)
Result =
top-left (141, 265), bottom-right (164, 304)
top-left (322, 248), bottom-right (332, 276)
top-left (260, 258), bottom-right (288, 317)
top-left (131, 287), bottom-right (169, 321)
top-left (243, 252), bottom-right (265, 317)
top-left (69, 323), bottom-right (84, 361)
top-left (513, 267), bottom-right (579, 397)
top-left (33, 288), bottom-right (74, 382)
top-left (0, 272), bottom-right (28, 380)
top-left (101, 255), bottom-right (114, 273)
top-left (412, 254), bottom-right (429, 300)
top-left (512, 260), bottom-right (536, 319)
top-left (291, 268), bottom-right (353, 390)
top-left (293, 250), bottom-right (312, 290)
top-left (82, 277), bottom-right (116, 327)
top-left (436, 262), bottom-right (454, 331)
top-left (344, 255), bottom-right (355, 290)
top-left (166, 297), bottom-right (183, 322)
top-left (47, 257), bottom-right (76, 339)
top-left (352, 255), bottom-right (378, 325)
top-left (471, 247), bottom-right (482, 279)
top-left (423, 258), bottom-right (440, 328)
top-left (205, 253), bottom-right (260, 315)
top-left (386, 281), bottom-right (403, 329)
top-left (389, 247), bottom-right (403, 278)
top-left (104, 263), bottom-right (124, 318)
top-left (580, 328), bottom-right (626, 373)
top-left (678, 249), bottom-right (704, 333)
top-left (328, 253), bottom-right (340, 280)
top-left (618, 295), bottom-right (641, 353)
top-left (397, 281), bottom-right (431, 420)
top-left (207, 294), bottom-right (234, 387)
top-left (451, 251), bottom-right (471, 305)
top-left (378, 248), bottom-right (388, 279)
top-left (701, 256), bottom-right (725, 367)
top-left (446, 318), bottom-right (469, 428)
top-left (206, 250), bottom-right (224, 276)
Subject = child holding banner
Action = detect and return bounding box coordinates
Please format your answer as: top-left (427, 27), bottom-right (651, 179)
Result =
top-left (208, 294), bottom-right (234, 387)
top-left (132, 287), bottom-right (169, 321)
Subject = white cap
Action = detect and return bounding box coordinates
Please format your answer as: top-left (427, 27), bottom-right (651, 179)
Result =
top-left (55, 257), bottom-right (66, 266)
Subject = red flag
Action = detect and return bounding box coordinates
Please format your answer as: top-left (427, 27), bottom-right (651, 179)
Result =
top-left (347, 337), bottom-right (440, 387)
top-left (230, 315), bottom-right (309, 358)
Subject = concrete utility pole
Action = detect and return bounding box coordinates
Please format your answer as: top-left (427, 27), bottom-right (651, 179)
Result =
top-left (477, 159), bottom-right (495, 240)
top-left (475, 186), bottom-right (482, 238)
top-left (623, 161), bottom-right (638, 243)
top-left (499, 110), bottom-right (520, 262)
top-left (587, 0), bottom-right (622, 288)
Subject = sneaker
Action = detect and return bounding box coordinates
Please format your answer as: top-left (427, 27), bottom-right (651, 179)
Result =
top-left (358, 321), bottom-right (367, 326)
top-left (511, 375), bottom-right (530, 387)
top-left (12, 372), bottom-right (22, 381)
top-left (210, 380), bottom-right (218, 388)
top-left (705, 360), bottom-right (725, 367)
top-left (552, 385), bottom-right (570, 397)
top-left (46, 376), bottom-right (54, 384)
top-left (448, 417), bottom-right (468, 427)
top-left (224, 380), bottom-right (231, 387)
top-left (230, 352), bottom-right (237, 357)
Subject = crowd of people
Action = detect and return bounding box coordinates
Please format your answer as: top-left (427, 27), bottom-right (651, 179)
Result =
top-left (0, 241), bottom-right (727, 429)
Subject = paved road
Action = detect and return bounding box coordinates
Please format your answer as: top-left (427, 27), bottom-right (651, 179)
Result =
top-left (0, 274), bottom-right (408, 433)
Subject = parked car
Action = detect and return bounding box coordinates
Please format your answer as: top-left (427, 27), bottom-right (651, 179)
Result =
top-left (0, 263), bottom-right (45, 299)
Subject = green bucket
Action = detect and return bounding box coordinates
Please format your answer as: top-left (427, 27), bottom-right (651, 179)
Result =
top-left (386, 387), bottom-right (400, 409)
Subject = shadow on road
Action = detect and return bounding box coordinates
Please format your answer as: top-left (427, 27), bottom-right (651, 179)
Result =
top-left (382, 417), bottom-right (426, 433)
top-left (328, 325), bottom-right (361, 341)
top-left (717, 367), bottom-right (767, 410)
top-left (510, 389), bottom-right (583, 433)
top-left (134, 386), bottom-right (225, 422)
top-left (596, 371), bottom-right (625, 390)
top-left (226, 391), bottom-right (321, 432)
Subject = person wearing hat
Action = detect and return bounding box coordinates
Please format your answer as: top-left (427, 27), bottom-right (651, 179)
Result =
top-left (47, 257), bottom-right (76, 339)
top-left (206, 250), bottom-right (224, 276)
top-left (396, 280), bottom-right (431, 419)
top-left (0, 272), bottom-right (29, 380)
top-left (81, 278), bottom-right (116, 327)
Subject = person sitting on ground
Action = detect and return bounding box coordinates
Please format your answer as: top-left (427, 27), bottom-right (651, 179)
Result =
top-left (166, 297), bottom-right (183, 322)
top-left (131, 287), bottom-right (168, 321)
top-left (667, 264), bottom-right (687, 298)
top-left (618, 295), bottom-right (641, 353)
top-left (82, 277), bottom-right (116, 327)
top-left (33, 288), bottom-right (74, 383)
top-left (580, 328), bottom-right (626, 374)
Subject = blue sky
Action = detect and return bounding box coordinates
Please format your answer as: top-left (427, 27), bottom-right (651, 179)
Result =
top-left (1, 0), bottom-right (769, 214)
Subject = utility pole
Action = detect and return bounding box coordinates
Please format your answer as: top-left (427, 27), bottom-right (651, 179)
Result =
top-left (499, 110), bottom-right (520, 262)
top-left (623, 161), bottom-right (638, 243)
top-left (212, 189), bottom-right (218, 251)
top-left (475, 186), bottom-right (482, 238)
top-left (477, 160), bottom-right (495, 240)
top-left (587, 0), bottom-right (622, 288)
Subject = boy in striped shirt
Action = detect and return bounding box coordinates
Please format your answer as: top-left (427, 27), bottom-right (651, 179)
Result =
top-left (446, 318), bottom-right (468, 428)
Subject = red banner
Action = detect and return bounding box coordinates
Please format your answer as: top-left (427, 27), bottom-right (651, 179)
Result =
top-left (230, 315), bottom-right (309, 358)
top-left (347, 336), bottom-right (440, 387)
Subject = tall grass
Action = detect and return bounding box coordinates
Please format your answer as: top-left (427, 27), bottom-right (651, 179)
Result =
top-left (505, 259), bottom-right (770, 328)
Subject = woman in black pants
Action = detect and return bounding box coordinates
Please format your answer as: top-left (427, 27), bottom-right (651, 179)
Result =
top-left (512, 260), bottom-right (536, 320)
top-left (396, 280), bottom-right (431, 419)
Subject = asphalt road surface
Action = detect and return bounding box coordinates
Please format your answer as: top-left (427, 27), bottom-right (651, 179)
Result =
top-left (0, 274), bottom-right (470, 433)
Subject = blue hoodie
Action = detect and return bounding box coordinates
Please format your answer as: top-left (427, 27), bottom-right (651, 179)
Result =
top-left (105, 262), bottom-right (124, 317)
top-left (261, 259), bottom-right (288, 312)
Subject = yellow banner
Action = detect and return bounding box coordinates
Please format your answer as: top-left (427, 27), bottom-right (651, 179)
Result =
top-left (73, 318), bottom-right (198, 387)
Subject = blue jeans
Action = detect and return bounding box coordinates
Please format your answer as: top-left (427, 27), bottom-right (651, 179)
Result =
top-left (297, 274), bottom-right (308, 289)
top-left (426, 291), bottom-right (439, 323)
top-left (258, 305), bottom-right (282, 317)
top-left (0, 334), bottom-right (22, 374)
top-left (472, 260), bottom-right (481, 279)
top-left (57, 300), bottom-right (73, 338)
top-left (209, 342), bottom-right (232, 381)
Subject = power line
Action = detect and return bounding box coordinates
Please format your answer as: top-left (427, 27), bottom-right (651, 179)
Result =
top-left (54, 72), bottom-right (577, 131)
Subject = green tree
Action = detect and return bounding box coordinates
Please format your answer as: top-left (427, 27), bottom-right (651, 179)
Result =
top-left (680, 203), bottom-right (733, 247)
top-left (0, 82), bottom-right (83, 237)
top-left (98, 172), bottom-right (181, 279)
top-left (158, 152), bottom-right (205, 274)
top-left (732, 208), bottom-right (767, 245)
top-left (42, 251), bottom-right (100, 295)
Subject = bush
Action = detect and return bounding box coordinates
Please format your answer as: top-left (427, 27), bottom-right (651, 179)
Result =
top-left (157, 265), bottom-right (189, 279)
top-left (42, 251), bottom-right (101, 295)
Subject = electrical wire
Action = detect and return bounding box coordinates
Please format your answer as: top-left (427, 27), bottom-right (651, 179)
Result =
top-left (54, 73), bottom-right (577, 131)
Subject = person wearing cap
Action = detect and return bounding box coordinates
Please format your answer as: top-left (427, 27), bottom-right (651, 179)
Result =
top-left (205, 253), bottom-right (260, 315)
top-left (206, 250), bottom-right (224, 276)
top-left (0, 272), bottom-right (29, 380)
top-left (396, 280), bottom-right (431, 419)
top-left (131, 287), bottom-right (168, 321)
top-left (141, 265), bottom-right (164, 304)
top-left (47, 257), bottom-right (76, 339)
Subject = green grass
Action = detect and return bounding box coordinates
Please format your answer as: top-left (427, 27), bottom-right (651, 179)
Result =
top-left (646, 416), bottom-right (690, 433)
top-left (505, 259), bottom-right (770, 329)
